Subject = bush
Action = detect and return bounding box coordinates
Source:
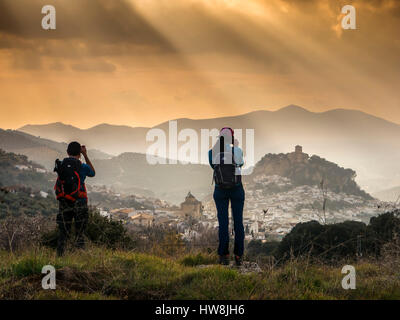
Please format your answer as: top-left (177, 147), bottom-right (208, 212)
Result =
top-left (41, 208), bottom-right (135, 250)
top-left (366, 210), bottom-right (400, 256)
top-left (276, 220), bottom-right (367, 262)
top-left (276, 210), bottom-right (400, 262)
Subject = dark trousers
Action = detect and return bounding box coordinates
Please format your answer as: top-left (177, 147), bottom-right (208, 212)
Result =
top-left (57, 200), bottom-right (89, 256)
top-left (213, 184), bottom-right (245, 257)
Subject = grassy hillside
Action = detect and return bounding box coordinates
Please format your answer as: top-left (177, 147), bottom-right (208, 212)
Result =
top-left (1, 247), bottom-right (400, 300)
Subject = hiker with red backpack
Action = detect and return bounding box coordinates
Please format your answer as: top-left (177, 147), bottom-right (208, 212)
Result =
top-left (209, 127), bottom-right (245, 266)
top-left (54, 142), bottom-right (95, 256)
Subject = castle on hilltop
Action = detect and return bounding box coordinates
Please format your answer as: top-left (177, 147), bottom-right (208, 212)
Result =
top-left (249, 145), bottom-right (372, 200)
top-left (288, 145), bottom-right (309, 163)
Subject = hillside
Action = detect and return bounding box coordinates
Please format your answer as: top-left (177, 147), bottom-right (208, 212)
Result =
top-left (19, 105), bottom-right (400, 193)
top-left (0, 129), bottom-right (111, 170)
top-left (248, 146), bottom-right (372, 200)
top-left (91, 152), bottom-right (212, 204)
top-left (88, 146), bottom-right (374, 204)
top-left (0, 149), bottom-right (54, 191)
top-left (0, 149), bottom-right (57, 218)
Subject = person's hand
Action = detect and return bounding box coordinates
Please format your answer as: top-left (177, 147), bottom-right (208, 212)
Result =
top-left (81, 145), bottom-right (88, 157)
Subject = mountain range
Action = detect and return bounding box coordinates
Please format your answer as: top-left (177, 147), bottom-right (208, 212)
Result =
top-left (0, 129), bottom-right (111, 170)
top-left (0, 142), bottom-right (373, 205)
top-left (91, 152), bottom-right (212, 204)
top-left (18, 105), bottom-right (400, 194)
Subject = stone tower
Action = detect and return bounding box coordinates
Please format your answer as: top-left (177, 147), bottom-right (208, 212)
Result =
top-left (180, 191), bottom-right (203, 219)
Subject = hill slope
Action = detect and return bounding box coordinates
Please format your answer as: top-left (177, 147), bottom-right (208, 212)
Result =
top-left (248, 148), bottom-right (372, 199)
top-left (91, 152), bottom-right (212, 204)
top-left (90, 148), bottom-right (371, 205)
top-left (0, 129), bottom-right (111, 170)
top-left (0, 149), bottom-right (54, 191)
top-left (0, 149), bottom-right (58, 218)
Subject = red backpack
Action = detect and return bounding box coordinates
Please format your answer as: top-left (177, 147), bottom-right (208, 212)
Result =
top-left (54, 158), bottom-right (87, 202)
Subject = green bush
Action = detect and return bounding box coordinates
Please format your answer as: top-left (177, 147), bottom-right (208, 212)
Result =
top-left (41, 208), bottom-right (135, 250)
top-left (276, 210), bottom-right (400, 262)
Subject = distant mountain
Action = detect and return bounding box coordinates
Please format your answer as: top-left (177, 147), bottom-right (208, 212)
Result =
top-left (0, 129), bottom-right (111, 170)
top-left (18, 105), bottom-right (400, 192)
top-left (89, 148), bottom-right (372, 204)
top-left (19, 122), bottom-right (149, 156)
top-left (90, 152), bottom-right (212, 204)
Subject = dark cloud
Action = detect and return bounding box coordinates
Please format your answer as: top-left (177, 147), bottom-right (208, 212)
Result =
top-left (0, 0), bottom-right (176, 52)
top-left (0, 0), bottom-right (296, 73)
top-left (0, 0), bottom-right (399, 75)
top-left (278, 0), bottom-right (400, 16)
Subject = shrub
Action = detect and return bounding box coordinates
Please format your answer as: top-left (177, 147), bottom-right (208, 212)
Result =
top-left (276, 220), bottom-right (367, 262)
top-left (41, 208), bottom-right (135, 251)
top-left (276, 210), bottom-right (400, 262)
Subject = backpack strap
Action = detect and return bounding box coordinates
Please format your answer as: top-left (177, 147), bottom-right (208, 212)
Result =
top-left (232, 143), bottom-right (235, 165)
top-left (219, 136), bottom-right (224, 164)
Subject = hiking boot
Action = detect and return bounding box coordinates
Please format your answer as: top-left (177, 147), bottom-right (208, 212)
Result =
top-left (219, 255), bottom-right (230, 265)
top-left (234, 255), bottom-right (243, 266)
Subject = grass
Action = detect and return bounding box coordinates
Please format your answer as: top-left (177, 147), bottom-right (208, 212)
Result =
top-left (1, 246), bottom-right (400, 300)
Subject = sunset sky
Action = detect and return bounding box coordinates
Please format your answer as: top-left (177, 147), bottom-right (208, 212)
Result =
top-left (0, 0), bottom-right (399, 129)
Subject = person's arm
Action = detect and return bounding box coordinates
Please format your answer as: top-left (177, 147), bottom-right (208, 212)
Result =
top-left (234, 147), bottom-right (244, 167)
top-left (81, 145), bottom-right (96, 176)
top-left (208, 149), bottom-right (215, 169)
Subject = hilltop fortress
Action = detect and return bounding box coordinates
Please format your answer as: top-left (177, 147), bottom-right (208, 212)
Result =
top-left (248, 146), bottom-right (372, 200)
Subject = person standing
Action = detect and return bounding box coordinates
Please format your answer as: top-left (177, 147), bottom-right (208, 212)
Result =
top-left (208, 127), bottom-right (245, 266)
top-left (54, 142), bottom-right (95, 256)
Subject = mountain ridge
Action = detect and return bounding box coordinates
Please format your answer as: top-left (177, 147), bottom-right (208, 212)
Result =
top-left (0, 129), bottom-right (111, 170)
top-left (15, 105), bottom-right (400, 193)
top-left (19, 105), bottom-right (400, 131)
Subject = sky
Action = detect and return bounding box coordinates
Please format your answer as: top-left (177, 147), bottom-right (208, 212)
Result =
top-left (0, 0), bottom-right (399, 129)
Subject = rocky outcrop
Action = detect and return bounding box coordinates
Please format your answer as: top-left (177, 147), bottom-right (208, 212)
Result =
top-left (248, 147), bottom-right (372, 200)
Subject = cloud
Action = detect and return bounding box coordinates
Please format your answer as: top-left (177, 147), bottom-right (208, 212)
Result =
top-left (0, 0), bottom-right (400, 130)
top-left (12, 50), bottom-right (42, 70)
top-left (70, 60), bottom-right (116, 73)
top-left (0, 0), bottom-right (299, 74)
top-left (0, 0), bottom-right (176, 52)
